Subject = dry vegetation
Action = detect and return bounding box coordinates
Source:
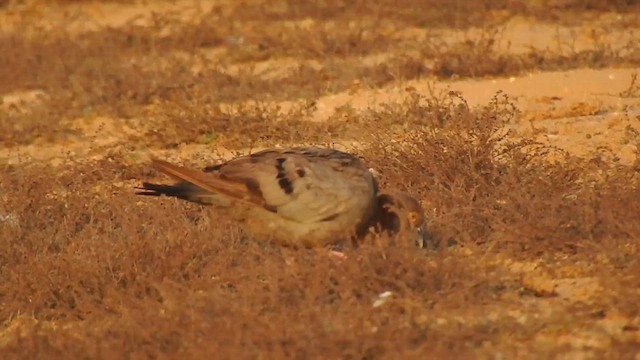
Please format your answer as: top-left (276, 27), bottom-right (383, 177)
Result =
top-left (1, 0), bottom-right (640, 358)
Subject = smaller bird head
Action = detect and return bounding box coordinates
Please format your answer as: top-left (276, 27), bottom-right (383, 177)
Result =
top-left (377, 191), bottom-right (429, 248)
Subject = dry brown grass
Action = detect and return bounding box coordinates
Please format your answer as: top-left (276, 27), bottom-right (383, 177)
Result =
top-left (362, 92), bottom-right (640, 251)
top-left (2, 91), bottom-right (639, 357)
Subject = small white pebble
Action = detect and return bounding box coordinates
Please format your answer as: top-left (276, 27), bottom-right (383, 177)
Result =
top-left (373, 291), bottom-right (393, 308)
top-left (328, 250), bottom-right (347, 260)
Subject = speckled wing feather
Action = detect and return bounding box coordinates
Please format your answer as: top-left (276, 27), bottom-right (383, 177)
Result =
top-left (140, 147), bottom-right (377, 225)
top-left (200, 147), bottom-right (375, 223)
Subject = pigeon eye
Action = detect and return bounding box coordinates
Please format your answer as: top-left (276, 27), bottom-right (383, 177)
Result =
top-left (409, 212), bottom-right (419, 225)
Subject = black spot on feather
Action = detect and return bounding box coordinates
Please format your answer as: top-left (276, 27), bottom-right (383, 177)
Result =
top-left (278, 177), bottom-right (294, 194)
top-left (243, 179), bottom-right (262, 195)
top-left (274, 157), bottom-right (292, 193)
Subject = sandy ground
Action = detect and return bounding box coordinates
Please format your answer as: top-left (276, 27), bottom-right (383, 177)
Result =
top-left (1, 1), bottom-right (638, 166)
top-left (2, 66), bottom-right (638, 167)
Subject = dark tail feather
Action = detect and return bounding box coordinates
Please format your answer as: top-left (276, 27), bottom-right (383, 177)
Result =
top-left (136, 182), bottom-right (215, 205)
top-left (136, 182), bottom-right (192, 198)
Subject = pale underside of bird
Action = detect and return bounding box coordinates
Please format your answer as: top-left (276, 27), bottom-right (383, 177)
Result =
top-left (137, 147), bottom-right (427, 248)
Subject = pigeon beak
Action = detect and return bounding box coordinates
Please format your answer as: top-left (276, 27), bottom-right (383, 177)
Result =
top-left (415, 226), bottom-right (429, 248)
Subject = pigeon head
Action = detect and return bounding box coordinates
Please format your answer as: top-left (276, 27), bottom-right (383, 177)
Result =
top-left (376, 191), bottom-right (429, 248)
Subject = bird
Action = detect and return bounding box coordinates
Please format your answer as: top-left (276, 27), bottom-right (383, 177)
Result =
top-left (137, 147), bottom-right (427, 248)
